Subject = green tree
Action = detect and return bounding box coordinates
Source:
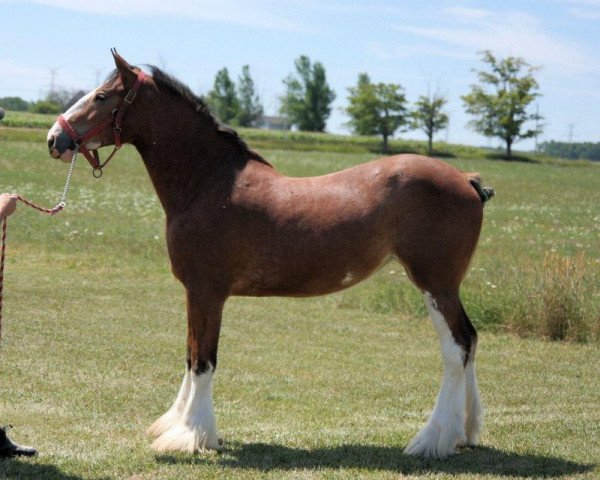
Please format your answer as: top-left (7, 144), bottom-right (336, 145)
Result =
top-left (462, 50), bottom-right (543, 158)
top-left (346, 73), bottom-right (409, 153)
top-left (47, 88), bottom-right (86, 111)
top-left (29, 100), bottom-right (62, 114)
top-left (207, 68), bottom-right (240, 124)
top-left (280, 55), bottom-right (336, 132)
top-left (411, 93), bottom-right (449, 155)
top-left (236, 65), bottom-right (263, 127)
top-left (0, 96), bottom-right (30, 111)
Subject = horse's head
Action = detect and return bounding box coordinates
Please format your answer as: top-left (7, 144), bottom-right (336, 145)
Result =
top-left (47, 49), bottom-right (149, 174)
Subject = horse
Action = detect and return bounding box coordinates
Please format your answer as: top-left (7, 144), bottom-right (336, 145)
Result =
top-left (46, 50), bottom-right (493, 459)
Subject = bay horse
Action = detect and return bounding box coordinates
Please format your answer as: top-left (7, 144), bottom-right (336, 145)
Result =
top-left (47, 50), bottom-right (493, 459)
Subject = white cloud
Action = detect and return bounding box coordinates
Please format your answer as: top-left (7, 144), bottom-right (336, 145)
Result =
top-left (568, 6), bottom-right (600, 18)
top-left (393, 11), bottom-right (600, 75)
top-left (366, 41), bottom-right (471, 62)
top-left (0, 58), bottom-right (100, 98)
top-left (562, 0), bottom-right (600, 17)
top-left (444, 6), bottom-right (491, 19)
top-left (0, 59), bottom-right (46, 80)
top-left (566, 0), bottom-right (600, 5)
top-left (25, 0), bottom-right (310, 32)
top-left (0, 59), bottom-right (48, 98)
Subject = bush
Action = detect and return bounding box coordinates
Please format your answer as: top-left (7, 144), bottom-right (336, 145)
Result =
top-left (0, 96), bottom-right (31, 111)
top-left (29, 100), bottom-right (62, 114)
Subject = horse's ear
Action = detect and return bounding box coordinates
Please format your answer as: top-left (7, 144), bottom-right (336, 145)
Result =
top-left (111, 48), bottom-right (137, 87)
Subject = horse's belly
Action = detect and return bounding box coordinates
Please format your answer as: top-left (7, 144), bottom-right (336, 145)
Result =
top-left (231, 253), bottom-right (393, 297)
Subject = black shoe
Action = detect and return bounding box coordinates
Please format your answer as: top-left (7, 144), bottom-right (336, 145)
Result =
top-left (0, 425), bottom-right (37, 458)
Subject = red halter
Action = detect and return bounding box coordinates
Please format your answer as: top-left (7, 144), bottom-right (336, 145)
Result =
top-left (57, 70), bottom-right (147, 177)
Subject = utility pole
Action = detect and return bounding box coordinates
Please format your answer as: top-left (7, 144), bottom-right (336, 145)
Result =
top-left (534, 103), bottom-right (539, 154)
top-left (568, 123), bottom-right (575, 143)
top-left (92, 68), bottom-right (102, 87)
top-left (48, 67), bottom-right (60, 95)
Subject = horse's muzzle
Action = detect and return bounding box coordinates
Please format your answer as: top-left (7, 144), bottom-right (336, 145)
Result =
top-left (47, 131), bottom-right (76, 162)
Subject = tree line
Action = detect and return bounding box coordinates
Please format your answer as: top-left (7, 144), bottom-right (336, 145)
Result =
top-left (206, 50), bottom-right (543, 158)
top-left (0, 88), bottom-right (87, 114)
top-left (1, 50), bottom-right (549, 159)
top-left (539, 141), bottom-right (600, 161)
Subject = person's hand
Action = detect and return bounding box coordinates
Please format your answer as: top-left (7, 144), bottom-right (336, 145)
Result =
top-left (0, 193), bottom-right (18, 220)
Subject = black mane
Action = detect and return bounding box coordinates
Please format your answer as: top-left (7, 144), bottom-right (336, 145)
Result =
top-left (148, 66), bottom-right (214, 120)
top-left (108, 66), bottom-right (268, 164)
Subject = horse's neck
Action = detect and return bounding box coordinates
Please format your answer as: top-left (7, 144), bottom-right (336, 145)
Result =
top-left (134, 117), bottom-right (241, 215)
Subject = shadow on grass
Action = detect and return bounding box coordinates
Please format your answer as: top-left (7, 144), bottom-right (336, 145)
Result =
top-left (157, 443), bottom-right (594, 478)
top-left (0, 458), bottom-right (106, 480)
top-left (485, 153), bottom-right (540, 163)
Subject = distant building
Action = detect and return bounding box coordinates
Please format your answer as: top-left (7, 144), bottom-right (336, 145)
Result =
top-left (260, 115), bottom-right (290, 131)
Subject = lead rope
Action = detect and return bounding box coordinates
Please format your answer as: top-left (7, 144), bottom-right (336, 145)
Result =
top-left (0, 148), bottom-right (78, 340)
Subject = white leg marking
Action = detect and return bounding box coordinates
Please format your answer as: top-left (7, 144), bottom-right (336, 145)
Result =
top-left (147, 369), bottom-right (192, 438)
top-left (464, 359), bottom-right (483, 446)
top-left (404, 292), bottom-right (467, 458)
top-left (151, 367), bottom-right (221, 453)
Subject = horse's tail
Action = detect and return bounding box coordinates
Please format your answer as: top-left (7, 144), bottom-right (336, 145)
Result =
top-left (466, 173), bottom-right (495, 204)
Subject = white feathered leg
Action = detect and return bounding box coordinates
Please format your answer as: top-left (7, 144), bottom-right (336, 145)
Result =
top-left (151, 367), bottom-right (221, 453)
top-left (404, 293), bottom-right (467, 458)
top-left (148, 369), bottom-right (192, 438)
top-left (464, 359), bottom-right (483, 446)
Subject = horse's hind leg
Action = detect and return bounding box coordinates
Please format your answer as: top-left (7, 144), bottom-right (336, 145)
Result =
top-left (150, 286), bottom-right (225, 453)
top-left (463, 301), bottom-right (483, 447)
top-left (404, 289), bottom-right (480, 458)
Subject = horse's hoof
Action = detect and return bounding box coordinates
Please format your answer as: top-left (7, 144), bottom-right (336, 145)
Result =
top-left (0, 426), bottom-right (38, 458)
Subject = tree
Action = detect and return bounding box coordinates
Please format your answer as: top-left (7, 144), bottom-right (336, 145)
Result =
top-left (411, 93), bottom-right (449, 155)
top-left (207, 68), bottom-right (240, 124)
top-left (236, 65), bottom-right (263, 127)
top-left (46, 88), bottom-right (86, 111)
top-left (462, 50), bottom-right (543, 158)
top-left (280, 55), bottom-right (336, 132)
top-left (540, 140), bottom-right (600, 161)
top-left (29, 100), bottom-right (62, 114)
top-left (0, 96), bottom-right (30, 111)
top-left (346, 73), bottom-right (409, 153)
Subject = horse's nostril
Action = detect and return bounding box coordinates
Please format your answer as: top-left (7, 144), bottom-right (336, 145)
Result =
top-left (48, 136), bottom-right (55, 151)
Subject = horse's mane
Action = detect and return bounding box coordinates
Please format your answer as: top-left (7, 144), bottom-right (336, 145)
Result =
top-left (108, 66), bottom-right (269, 165)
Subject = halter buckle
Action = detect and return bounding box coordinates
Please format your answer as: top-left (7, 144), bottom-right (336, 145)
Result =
top-left (124, 90), bottom-right (137, 103)
top-left (92, 167), bottom-right (103, 178)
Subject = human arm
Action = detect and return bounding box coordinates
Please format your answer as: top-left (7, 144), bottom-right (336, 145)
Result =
top-left (0, 194), bottom-right (18, 221)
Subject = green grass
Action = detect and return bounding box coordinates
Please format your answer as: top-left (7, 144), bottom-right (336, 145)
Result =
top-left (0, 136), bottom-right (599, 479)
top-left (0, 111), bottom-right (57, 129)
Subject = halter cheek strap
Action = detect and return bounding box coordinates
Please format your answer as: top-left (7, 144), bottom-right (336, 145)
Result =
top-left (57, 70), bottom-right (147, 176)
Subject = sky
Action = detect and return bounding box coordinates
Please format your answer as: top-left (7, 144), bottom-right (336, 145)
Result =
top-left (1, 0), bottom-right (599, 149)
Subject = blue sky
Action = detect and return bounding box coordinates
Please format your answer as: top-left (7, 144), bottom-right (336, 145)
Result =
top-left (1, 0), bottom-right (599, 149)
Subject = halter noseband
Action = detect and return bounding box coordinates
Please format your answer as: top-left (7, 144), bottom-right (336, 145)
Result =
top-left (57, 70), bottom-right (147, 177)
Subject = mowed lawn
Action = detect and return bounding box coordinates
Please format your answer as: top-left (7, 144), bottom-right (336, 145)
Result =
top-left (0, 136), bottom-right (599, 479)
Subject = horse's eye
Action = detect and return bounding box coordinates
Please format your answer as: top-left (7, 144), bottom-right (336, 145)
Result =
top-left (94, 93), bottom-right (107, 102)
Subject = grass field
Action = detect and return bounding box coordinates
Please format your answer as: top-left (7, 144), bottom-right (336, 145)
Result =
top-left (0, 131), bottom-right (599, 479)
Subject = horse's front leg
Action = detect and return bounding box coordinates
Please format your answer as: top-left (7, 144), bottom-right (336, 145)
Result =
top-left (149, 285), bottom-right (226, 453)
